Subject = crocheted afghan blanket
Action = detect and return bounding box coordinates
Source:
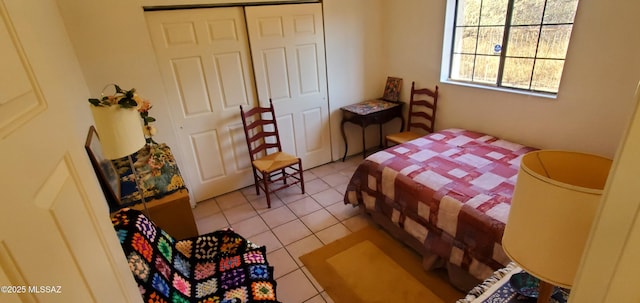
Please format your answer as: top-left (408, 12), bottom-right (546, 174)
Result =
top-left (112, 208), bottom-right (280, 303)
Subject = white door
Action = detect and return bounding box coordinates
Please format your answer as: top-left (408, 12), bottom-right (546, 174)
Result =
top-left (146, 8), bottom-right (257, 202)
top-left (246, 3), bottom-right (332, 169)
top-left (0, 0), bottom-right (139, 302)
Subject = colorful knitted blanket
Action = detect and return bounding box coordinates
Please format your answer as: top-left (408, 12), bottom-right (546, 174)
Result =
top-left (112, 208), bottom-right (280, 303)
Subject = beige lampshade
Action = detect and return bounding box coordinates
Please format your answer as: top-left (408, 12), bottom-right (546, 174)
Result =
top-left (90, 105), bottom-right (146, 160)
top-left (502, 150), bottom-right (612, 289)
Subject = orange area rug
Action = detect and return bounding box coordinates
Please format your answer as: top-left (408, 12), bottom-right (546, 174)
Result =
top-left (300, 227), bottom-right (464, 302)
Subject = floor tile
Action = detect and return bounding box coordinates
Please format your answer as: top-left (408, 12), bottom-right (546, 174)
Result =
top-left (333, 183), bottom-right (349, 195)
top-left (303, 179), bottom-right (331, 195)
top-left (195, 212), bottom-right (229, 235)
top-left (249, 195), bottom-right (285, 213)
top-left (231, 215), bottom-right (269, 238)
top-left (276, 269), bottom-right (319, 303)
top-left (308, 164), bottom-right (337, 178)
top-left (311, 188), bottom-right (344, 207)
top-left (260, 205), bottom-right (297, 228)
top-left (304, 294), bottom-right (327, 303)
top-left (240, 186), bottom-right (260, 201)
top-left (272, 219), bottom-right (312, 246)
top-left (215, 191), bottom-right (248, 210)
top-left (321, 172), bottom-right (351, 188)
top-left (315, 223), bottom-right (351, 245)
top-left (189, 159), bottom-right (450, 303)
top-left (191, 198), bottom-right (220, 220)
top-left (223, 202), bottom-right (258, 224)
top-left (301, 266), bottom-right (323, 293)
top-left (268, 248), bottom-right (299, 279)
top-left (286, 235), bottom-right (323, 266)
top-left (321, 291), bottom-right (335, 303)
top-left (288, 196), bottom-right (323, 217)
top-left (325, 201), bottom-right (361, 221)
top-left (299, 209), bottom-right (339, 233)
top-left (249, 230), bottom-right (283, 252)
top-left (276, 185), bottom-right (308, 204)
top-left (342, 213), bottom-right (373, 232)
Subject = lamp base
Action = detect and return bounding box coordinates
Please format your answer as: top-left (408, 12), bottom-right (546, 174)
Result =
top-left (509, 272), bottom-right (565, 302)
top-left (537, 280), bottom-right (554, 303)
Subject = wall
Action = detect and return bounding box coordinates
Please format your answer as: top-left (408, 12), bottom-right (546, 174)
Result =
top-left (56, 0), bottom-right (196, 203)
top-left (323, 0), bottom-right (387, 160)
top-left (56, 0), bottom-right (388, 169)
top-left (383, 0), bottom-right (640, 159)
top-left (51, 0), bottom-right (640, 298)
top-left (56, 0), bottom-right (639, 171)
top-left (571, 82), bottom-right (640, 302)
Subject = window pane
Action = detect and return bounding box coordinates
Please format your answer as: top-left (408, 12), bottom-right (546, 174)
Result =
top-left (454, 27), bottom-right (479, 53)
top-left (457, 0), bottom-right (482, 26)
top-left (473, 55), bottom-right (500, 84)
top-left (537, 25), bottom-right (572, 58)
top-left (479, 0), bottom-right (508, 26)
top-left (544, 0), bottom-right (579, 24)
top-left (506, 25), bottom-right (540, 57)
top-left (532, 59), bottom-right (564, 92)
top-left (511, 0), bottom-right (544, 25)
top-left (502, 57), bottom-right (533, 89)
top-left (450, 54), bottom-right (476, 81)
top-left (476, 26), bottom-right (505, 55)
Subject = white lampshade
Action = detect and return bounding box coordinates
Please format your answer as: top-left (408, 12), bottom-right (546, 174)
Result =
top-left (503, 150), bottom-right (612, 289)
top-left (90, 105), bottom-right (146, 160)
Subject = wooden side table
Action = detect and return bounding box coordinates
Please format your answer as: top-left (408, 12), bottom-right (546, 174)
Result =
top-left (340, 99), bottom-right (404, 161)
top-left (131, 189), bottom-right (198, 240)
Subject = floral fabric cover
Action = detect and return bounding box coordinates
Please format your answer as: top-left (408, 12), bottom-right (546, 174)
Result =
top-left (112, 208), bottom-right (280, 303)
top-left (344, 128), bottom-right (537, 281)
top-left (112, 143), bottom-right (187, 207)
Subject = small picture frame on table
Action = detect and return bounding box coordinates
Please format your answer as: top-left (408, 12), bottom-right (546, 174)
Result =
top-left (382, 76), bottom-right (402, 102)
top-left (85, 125), bottom-right (121, 211)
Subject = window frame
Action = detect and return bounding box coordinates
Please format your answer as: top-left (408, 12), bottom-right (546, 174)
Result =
top-left (440, 0), bottom-right (577, 98)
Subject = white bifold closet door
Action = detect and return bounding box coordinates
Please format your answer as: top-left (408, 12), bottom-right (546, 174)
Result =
top-left (146, 3), bottom-right (330, 203)
top-left (245, 3), bottom-right (332, 170)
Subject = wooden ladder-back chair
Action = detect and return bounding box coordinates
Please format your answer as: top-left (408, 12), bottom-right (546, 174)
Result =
top-left (240, 99), bottom-right (305, 208)
top-left (385, 81), bottom-right (439, 146)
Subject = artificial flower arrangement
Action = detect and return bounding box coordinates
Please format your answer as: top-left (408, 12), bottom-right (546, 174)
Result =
top-left (88, 84), bottom-right (157, 145)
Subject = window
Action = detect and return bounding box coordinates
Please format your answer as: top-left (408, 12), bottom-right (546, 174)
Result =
top-left (442, 0), bottom-right (579, 94)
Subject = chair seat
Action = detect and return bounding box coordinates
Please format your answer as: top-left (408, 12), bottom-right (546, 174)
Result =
top-left (386, 131), bottom-right (423, 144)
top-left (253, 151), bottom-right (299, 173)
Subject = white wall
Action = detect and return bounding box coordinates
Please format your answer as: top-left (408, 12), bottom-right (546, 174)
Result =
top-left (383, 0), bottom-right (640, 159)
top-left (50, 0), bottom-right (640, 299)
top-left (323, 0), bottom-right (388, 160)
top-left (571, 82), bottom-right (640, 302)
top-left (57, 0), bottom-right (390, 165)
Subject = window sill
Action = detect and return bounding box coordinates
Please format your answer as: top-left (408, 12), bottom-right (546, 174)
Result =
top-left (440, 79), bottom-right (558, 100)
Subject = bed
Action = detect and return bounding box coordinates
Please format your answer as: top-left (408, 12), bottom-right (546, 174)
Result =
top-left (344, 128), bottom-right (537, 290)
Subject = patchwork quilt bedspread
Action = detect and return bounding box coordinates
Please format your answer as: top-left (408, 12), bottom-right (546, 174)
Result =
top-left (344, 128), bottom-right (536, 280)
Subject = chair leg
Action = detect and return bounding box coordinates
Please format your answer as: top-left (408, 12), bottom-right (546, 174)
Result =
top-left (299, 161), bottom-right (305, 194)
top-left (252, 167), bottom-right (260, 196)
top-left (262, 171), bottom-right (271, 208)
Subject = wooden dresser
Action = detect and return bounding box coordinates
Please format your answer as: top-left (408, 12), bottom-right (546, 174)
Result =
top-left (131, 189), bottom-right (198, 240)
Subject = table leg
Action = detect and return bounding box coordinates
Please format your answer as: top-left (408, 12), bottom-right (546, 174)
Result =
top-left (341, 119), bottom-right (349, 162)
top-left (378, 123), bottom-right (383, 148)
top-left (361, 124), bottom-right (366, 159)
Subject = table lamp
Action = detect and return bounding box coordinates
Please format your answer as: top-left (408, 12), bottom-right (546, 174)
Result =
top-left (90, 104), bottom-right (149, 215)
top-left (502, 150), bottom-right (612, 302)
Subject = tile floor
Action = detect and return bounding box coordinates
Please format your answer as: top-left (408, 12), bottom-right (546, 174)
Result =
top-left (191, 156), bottom-right (377, 303)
